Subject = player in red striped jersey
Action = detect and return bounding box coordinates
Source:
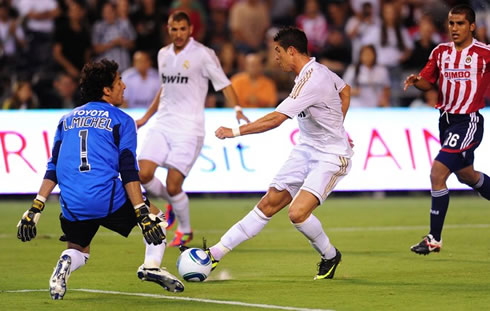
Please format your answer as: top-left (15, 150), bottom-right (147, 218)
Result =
top-left (404, 4), bottom-right (490, 255)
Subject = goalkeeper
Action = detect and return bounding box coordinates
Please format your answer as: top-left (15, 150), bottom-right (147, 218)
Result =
top-left (16, 59), bottom-right (184, 300)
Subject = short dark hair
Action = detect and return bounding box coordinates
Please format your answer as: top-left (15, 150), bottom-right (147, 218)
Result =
top-left (79, 59), bottom-right (119, 103)
top-left (273, 27), bottom-right (308, 55)
top-left (169, 11), bottom-right (191, 25)
top-left (449, 4), bottom-right (475, 25)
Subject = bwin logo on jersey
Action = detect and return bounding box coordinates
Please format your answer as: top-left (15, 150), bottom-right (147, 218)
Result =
top-left (162, 73), bottom-right (189, 84)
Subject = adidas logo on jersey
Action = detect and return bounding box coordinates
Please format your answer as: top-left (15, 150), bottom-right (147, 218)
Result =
top-left (162, 73), bottom-right (189, 84)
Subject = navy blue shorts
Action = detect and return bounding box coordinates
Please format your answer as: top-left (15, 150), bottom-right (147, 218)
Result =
top-left (59, 199), bottom-right (141, 248)
top-left (434, 111), bottom-right (484, 172)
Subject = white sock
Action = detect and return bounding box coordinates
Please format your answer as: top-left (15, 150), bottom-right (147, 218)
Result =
top-left (143, 237), bottom-right (166, 269)
top-left (169, 192), bottom-right (191, 233)
top-left (209, 242), bottom-right (231, 261)
top-left (293, 214), bottom-right (336, 260)
top-left (142, 177), bottom-right (170, 201)
top-left (61, 249), bottom-right (89, 272)
top-left (217, 206), bottom-right (270, 257)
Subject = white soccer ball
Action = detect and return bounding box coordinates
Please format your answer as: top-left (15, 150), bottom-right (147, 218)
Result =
top-left (176, 248), bottom-right (212, 282)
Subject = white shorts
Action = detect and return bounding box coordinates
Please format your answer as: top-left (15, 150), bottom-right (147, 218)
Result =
top-left (270, 144), bottom-right (351, 204)
top-left (138, 128), bottom-right (204, 176)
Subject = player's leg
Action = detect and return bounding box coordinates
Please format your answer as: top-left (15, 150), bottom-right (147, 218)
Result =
top-left (455, 165), bottom-right (490, 200)
top-left (292, 155), bottom-right (350, 279)
top-left (166, 168), bottom-right (193, 246)
top-left (50, 216), bottom-right (96, 300)
top-left (139, 159), bottom-right (171, 201)
top-left (102, 199), bottom-right (184, 292)
top-left (165, 135), bottom-right (204, 247)
top-left (207, 188), bottom-right (292, 267)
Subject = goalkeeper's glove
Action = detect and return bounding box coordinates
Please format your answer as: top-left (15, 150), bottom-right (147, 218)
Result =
top-left (135, 203), bottom-right (166, 245)
top-left (17, 199), bottom-right (45, 242)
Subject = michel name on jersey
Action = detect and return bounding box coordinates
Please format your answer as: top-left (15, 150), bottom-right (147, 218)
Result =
top-left (161, 73), bottom-right (189, 84)
top-left (63, 109), bottom-right (113, 132)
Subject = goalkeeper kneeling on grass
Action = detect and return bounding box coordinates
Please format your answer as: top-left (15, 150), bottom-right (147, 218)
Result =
top-left (16, 59), bottom-right (184, 300)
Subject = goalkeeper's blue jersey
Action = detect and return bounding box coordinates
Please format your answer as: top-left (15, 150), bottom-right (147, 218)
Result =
top-left (45, 101), bottom-right (139, 221)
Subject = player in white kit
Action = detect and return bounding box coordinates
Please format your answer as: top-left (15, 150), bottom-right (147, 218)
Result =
top-left (206, 27), bottom-right (353, 280)
top-left (136, 11), bottom-right (249, 247)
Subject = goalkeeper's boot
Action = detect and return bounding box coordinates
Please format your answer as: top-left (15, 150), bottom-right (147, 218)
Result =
top-left (410, 234), bottom-right (442, 255)
top-left (137, 265), bottom-right (184, 293)
top-left (49, 254), bottom-right (72, 300)
top-left (168, 230), bottom-right (193, 247)
top-left (314, 248), bottom-right (341, 280)
top-left (164, 204), bottom-right (176, 230)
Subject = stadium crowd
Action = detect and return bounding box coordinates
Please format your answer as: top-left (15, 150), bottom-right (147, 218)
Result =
top-left (0, 0), bottom-right (489, 110)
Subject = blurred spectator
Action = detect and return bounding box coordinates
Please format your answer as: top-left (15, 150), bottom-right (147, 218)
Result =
top-left (409, 88), bottom-right (438, 108)
top-left (365, 1), bottom-right (413, 106)
top-left (326, 1), bottom-right (350, 30)
top-left (130, 0), bottom-right (165, 61)
top-left (218, 41), bottom-right (238, 77)
top-left (295, 0), bottom-right (328, 57)
top-left (229, 0), bottom-right (270, 69)
top-left (319, 29), bottom-right (352, 77)
top-left (2, 80), bottom-right (39, 109)
top-left (121, 50), bottom-right (160, 108)
top-left (46, 72), bottom-right (81, 109)
top-left (205, 7), bottom-right (230, 52)
top-left (170, 0), bottom-right (206, 42)
top-left (116, 0), bottom-right (132, 22)
top-left (343, 45), bottom-right (390, 108)
top-left (350, 0), bottom-right (381, 17)
top-left (231, 53), bottom-right (277, 108)
top-left (13, 0), bottom-right (61, 75)
top-left (0, 1), bottom-right (26, 74)
top-left (92, 2), bottom-right (136, 72)
top-left (403, 15), bottom-right (438, 71)
top-left (267, 0), bottom-right (296, 27)
top-left (53, 0), bottom-right (91, 79)
top-left (345, 1), bottom-right (380, 64)
top-left (473, 0), bottom-right (490, 43)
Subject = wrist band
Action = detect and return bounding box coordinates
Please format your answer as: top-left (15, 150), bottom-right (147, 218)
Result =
top-left (234, 106), bottom-right (242, 112)
top-left (232, 127), bottom-right (241, 137)
top-left (36, 194), bottom-right (47, 203)
top-left (134, 202), bottom-right (146, 209)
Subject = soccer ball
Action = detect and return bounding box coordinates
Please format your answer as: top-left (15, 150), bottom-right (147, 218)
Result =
top-left (176, 248), bottom-right (212, 282)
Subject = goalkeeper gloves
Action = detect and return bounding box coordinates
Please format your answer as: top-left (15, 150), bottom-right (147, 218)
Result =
top-left (135, 203), bottom-right (166, 246)
top-left (17, 199), bottom-right (45, 242)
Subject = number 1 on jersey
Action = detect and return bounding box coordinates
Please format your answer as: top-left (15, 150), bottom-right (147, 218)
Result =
top-left (79, 129), bottom-right (91, 172)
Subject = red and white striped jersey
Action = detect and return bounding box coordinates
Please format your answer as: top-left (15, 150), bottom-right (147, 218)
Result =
top-left (419, 38), bottom-right (490, 114)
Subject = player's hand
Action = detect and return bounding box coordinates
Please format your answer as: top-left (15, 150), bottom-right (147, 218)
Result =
top-left (17, 199), bottom-right (45, 242)
top-left (236, 110), bottom-right (250, 124)
top-left (135, 118), bottom-right (147, 129)
top-left (135, 204), bottom-right (166, 245)
top-left (215, 126), bottom-right (233, 140)
top-left (403, 74), bottom-right (419, 91)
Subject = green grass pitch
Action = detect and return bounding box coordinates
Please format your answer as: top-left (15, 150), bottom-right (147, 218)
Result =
top-left (1, 195), bottom-right (489, 311)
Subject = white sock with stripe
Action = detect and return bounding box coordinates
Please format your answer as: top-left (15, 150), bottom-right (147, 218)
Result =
top-left (293, 214), bottom-right (336, 260)
top-left (211, 206), bottom-right (270, 260)
top-left (61, 249), bottom-right (90, 272)
top-left (169, 192), bottom-right (191, 233)
top-left (142, 177), bottom-right (170, 201)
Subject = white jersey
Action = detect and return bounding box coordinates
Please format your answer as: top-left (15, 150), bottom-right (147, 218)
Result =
top-left (276, 58), bottom-right (353, 158)
top-left (154, 38), bottom-right (231, 136)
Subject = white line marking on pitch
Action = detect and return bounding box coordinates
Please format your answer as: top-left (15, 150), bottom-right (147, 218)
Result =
top-left (3, 289), bottom-right (335, 311)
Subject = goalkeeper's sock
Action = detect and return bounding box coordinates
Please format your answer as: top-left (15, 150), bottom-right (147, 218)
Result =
top-left (169, 192), bottom-right (191, 233)
top-left (218, 206), bottom-right (270, 255)
top-left (473, 172), bottom-right (490, 200)
top-left (142, 177), bottom-right (170, 201)
top-left (293, 214), bottom-right (336, 260)
top-left (143, 237), bottom-right (166, 269)
top-left (61, 249), bottom-right (89, 272)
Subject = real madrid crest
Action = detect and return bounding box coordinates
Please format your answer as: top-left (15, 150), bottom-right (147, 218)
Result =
top-left (183, 60), bottom-right (190, 69)
top-left (465, 55), bottom-right (472, 65)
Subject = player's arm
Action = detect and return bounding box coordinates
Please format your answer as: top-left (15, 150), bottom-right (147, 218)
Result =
top-left (339, 84), bottom-right (351, 120)
top-left (215, 111), bottom-right (287, 139)
top-left (403, 74), bottom-right (433, 91)
top-left (404, 49), bottom-right (438, 92)
top-left (222, 84), bottom-right (250, 123)
top-left (135, 87), bottom-right (161, 128)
